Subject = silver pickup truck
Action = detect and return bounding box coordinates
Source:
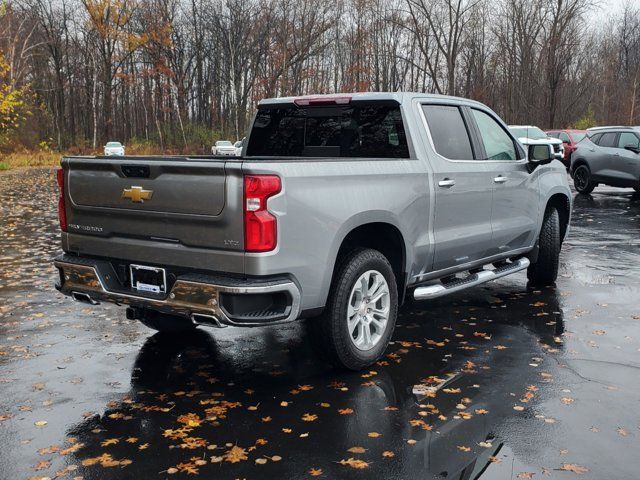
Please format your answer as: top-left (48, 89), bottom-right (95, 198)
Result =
top-left (54, 92), bottom-right (571, 370)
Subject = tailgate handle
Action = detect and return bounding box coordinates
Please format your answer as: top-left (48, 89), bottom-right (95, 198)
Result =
top-left (122, 165), bottom-right (150, 178)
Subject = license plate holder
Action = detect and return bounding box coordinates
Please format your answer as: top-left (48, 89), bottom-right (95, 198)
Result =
top-left (130, 264), bottom-right (166, 294)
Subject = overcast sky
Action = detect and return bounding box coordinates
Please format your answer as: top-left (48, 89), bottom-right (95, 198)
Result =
top-left (586, 0), bottom-right (631, 25)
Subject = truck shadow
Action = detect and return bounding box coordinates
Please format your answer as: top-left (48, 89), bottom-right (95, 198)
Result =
top-left (65, 285), bottom-right (564, 479)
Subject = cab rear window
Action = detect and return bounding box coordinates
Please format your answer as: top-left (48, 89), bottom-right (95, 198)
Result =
top-left (246, 101), bottom-right (410, 158)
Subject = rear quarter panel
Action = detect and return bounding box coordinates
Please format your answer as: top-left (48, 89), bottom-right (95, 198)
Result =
top-left (241, 159), bottom-right (430, 310)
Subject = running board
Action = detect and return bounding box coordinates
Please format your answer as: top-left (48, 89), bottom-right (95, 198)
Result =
top-left (413, 258), bottom-right (530, 301)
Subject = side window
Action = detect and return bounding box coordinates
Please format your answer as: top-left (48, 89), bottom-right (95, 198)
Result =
top-left (617, 132), bottom-right (639, 149)
top-left (558, 132), bottom-right (570, 143)
top-left (599, 132), bottom-right (618, 148)
top-left (471, 109), bottom-right (520, 161)
top-left (422, 105), bottom-right (474, 160)
top-left (589, 133), bottom-right (602, 145)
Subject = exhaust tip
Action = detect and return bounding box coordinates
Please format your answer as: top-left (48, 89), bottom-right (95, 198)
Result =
top-left (71, 291), bottom-right (100, 305)
top-left (190, 313), bottom-right (227, 328)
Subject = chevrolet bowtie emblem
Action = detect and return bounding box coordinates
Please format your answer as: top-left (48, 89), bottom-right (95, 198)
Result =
top-left (122, 186), bottom-right (153, 203)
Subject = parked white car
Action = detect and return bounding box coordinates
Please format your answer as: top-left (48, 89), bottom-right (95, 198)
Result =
top-left (104, 141), bottom-right (125, 156)
top-left (509, 125), bottom-right (564, 161)
top-left (212, 140), bottom-right (236, 156)
top-left (234, 137), bottom-right (245, 156)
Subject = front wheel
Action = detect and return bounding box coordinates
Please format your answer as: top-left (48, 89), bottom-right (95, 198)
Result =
top-left (314, 248), bottom-right (398, 370)
top-left (527, 207), bottom-right (561, 286)
top-left (573, 165), bottom-right (596, 194)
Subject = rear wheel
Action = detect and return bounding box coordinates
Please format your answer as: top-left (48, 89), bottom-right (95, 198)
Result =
top-left (527, 207), bottom-right (561, 286)
top-left (573, 165), bottom-right (596, 194)
top-left (314, 248), bottom-right (398, 370)
top-left (138, 309), bottom-right (197, 332)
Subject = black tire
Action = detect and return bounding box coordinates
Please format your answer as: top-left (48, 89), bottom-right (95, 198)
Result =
top-left (527, 207), bottom-right (561, 286)
top-left (313, 248), bottom-right (398, 371)
top-left (573, 164), bottom-right (596, 194)
top-left (138, 309), bottom-right (197, 332)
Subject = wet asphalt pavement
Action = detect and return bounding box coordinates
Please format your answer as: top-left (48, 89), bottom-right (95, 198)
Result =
top-left (1, 168), bottom-right (639, 480)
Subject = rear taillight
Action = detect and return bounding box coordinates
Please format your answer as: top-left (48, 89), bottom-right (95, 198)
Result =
top-left (244, 175), bottom-right (281, 252)
top-left (56, 167), bottom-right (67, 232)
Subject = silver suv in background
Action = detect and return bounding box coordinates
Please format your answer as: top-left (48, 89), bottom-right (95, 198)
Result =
top-left (509, 125), bottom-right (564, 163)
top-left (570, 126), bottom-right (640, 194)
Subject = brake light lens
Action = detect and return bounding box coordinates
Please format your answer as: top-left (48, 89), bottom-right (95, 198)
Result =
top-left (293, 95), bottom-right (352, 107)
top-left (244, 175), bottom-right (281, 252)
top-left (56, 168), bottom-right (67, 232)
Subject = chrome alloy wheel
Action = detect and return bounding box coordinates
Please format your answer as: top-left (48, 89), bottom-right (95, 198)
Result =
top-left (347, 270), bottom-right (390, 351)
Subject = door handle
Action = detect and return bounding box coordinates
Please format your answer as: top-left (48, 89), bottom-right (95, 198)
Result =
top-left (614, 153), bottom-right (620, 156)
top-left (494, 175), bottom-right (508, 183)
top-left (438, 178), bottom-right (456, 187)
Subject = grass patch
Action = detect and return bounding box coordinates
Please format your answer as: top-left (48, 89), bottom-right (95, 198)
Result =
top-left (0, 140), bottom-right (214, 171)
top-left (0, 151), bottom-right (62, 170)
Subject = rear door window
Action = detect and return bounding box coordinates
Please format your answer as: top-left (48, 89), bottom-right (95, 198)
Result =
top-left (421, 105), bottom-right (474, 160)
top-left (598, 132), bottom-right (618, 148)
top-left (589, 133), bottom-right (602, 145)
top-left (558, 132), bottom-right (570, 143)
top-left (246, 101), bottom-right (409, 158)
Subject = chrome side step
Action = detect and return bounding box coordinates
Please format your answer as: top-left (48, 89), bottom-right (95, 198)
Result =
top-left (413, 258), bottom-right (530, 301)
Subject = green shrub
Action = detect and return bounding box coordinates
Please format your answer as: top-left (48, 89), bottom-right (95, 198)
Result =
top-left (574, 108), bottom-right (597, 130)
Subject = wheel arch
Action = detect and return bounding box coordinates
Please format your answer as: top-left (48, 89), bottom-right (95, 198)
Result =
top-left (325, 214), bottom-right (411, 306)
top-left (570, 158), bottom-right (589, 176)
top-left (545, 193), bottom-right (571, 241)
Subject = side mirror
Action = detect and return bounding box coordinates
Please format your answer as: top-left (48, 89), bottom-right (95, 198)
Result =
top-left (624, 144), bottom-right (640, 154)
top-left (527, 144), bottom-right (553, 171)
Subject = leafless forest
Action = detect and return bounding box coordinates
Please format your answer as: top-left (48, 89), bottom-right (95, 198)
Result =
top-left (1, 0), bottom-right (639, 153)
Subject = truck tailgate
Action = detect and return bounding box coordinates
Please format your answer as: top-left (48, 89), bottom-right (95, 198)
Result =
top-left (63, 156), bottom-right (244, 254)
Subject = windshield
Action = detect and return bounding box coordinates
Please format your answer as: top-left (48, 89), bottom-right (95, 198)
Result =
top-left (106, 142), bottom-right (122, 147)
top-left (571, 133), bottom-right (586, 142)
top-left (246, 101), bottom-right (409, 158)
top-left (216, 141), bottom-right (232, 147)
top-left (509, 127), bottom-right (547, 140)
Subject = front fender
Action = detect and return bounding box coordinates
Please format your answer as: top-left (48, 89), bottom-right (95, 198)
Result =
top-left (536, 165), bottom-right (573, 239)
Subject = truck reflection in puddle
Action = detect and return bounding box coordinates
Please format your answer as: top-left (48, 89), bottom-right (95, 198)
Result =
top-left (65, 286), bottom-right (564, 479)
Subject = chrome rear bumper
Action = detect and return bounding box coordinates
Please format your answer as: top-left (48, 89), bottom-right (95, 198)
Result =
top-left (54, 256), bottom-right (301, 327)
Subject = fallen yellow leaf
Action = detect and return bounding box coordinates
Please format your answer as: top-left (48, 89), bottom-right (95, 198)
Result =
top-left (347, 446), bottom-right (366, 454)
top-left (339, 457), bottom-right (369, 469)
top-left (560, 464), bottom-right (589, 474)
top-left (224, 445), bottom-right (248, 463)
